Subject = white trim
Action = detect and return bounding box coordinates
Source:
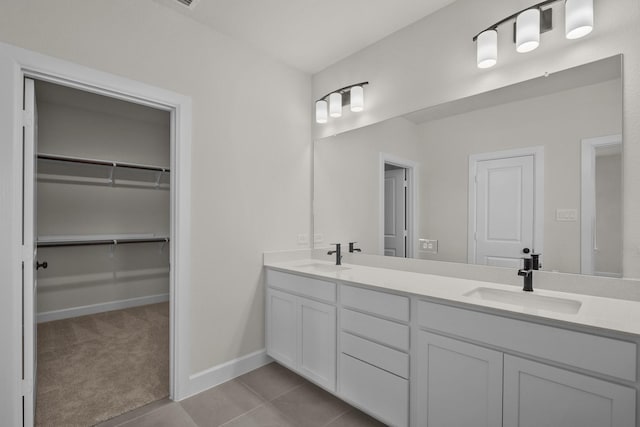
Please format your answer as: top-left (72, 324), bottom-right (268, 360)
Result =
top-left (37, 294), bottom-right (170, 323)
top-left (184, 350), bottom-right (273, 399)
top-left (0, 41), bottom-right (192, 427)
top-left (379, 153), bottom-right (418, 258)
top-left (580, 135), bottom-right (623, 276)
top-left (468, 146), bottom-right (545, 265)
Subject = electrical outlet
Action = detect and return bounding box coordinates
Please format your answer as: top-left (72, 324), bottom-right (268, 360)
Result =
top-left (556, 209), bottom-right (578, 222)
top-left (419, 239), bottom-right (438, 254)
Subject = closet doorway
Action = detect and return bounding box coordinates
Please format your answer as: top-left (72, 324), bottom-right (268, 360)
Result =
top-left (23, 77), bottom-right (174, 426)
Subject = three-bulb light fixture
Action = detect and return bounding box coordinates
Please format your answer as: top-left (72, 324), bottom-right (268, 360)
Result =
top-left (315, 82), bottom-right (369, 124)
top-left (475, 0), bottom-right (594, 69)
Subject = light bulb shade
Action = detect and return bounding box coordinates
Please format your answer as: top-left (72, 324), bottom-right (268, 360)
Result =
top-left (350, 86), bottom-right (364, 112)
top-left (477, 30), bottom-right (498, 69)
top-left (315, 100), bottom-right (328, 124)
top-left (565, 0), bottom-right (593, 39)
top-left (516, 9), bottom-right (541, 53)
top-left (329, 92), bottom-right (342, 117)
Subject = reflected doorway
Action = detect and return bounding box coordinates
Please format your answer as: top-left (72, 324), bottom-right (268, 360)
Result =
top-left (380, 155), bottom-right (416, 258)
top-left (581, 135), bottom-right (623, 277)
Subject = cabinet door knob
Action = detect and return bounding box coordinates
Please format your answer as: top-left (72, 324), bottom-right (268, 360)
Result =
top-left (36, 261), bottom-right (48, 270)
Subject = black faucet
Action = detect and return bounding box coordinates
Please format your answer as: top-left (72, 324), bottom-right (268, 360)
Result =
top-left (531, 253), bottom-right (541, 270)
top-left (518, 257), bottom-right (534, 292)
top-left (328, 243), bottom-right (342, 265)
top-left (348, 242), bottom-right (362, 253)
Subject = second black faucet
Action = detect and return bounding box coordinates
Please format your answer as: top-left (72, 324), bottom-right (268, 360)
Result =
top-left (328, 243), bottom-right (342, 265)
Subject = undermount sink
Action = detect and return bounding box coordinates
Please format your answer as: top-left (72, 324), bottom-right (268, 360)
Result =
top-left (464, 287), bottom-right (582, 315)
top-left (296, 263), bottom-right (351, 273)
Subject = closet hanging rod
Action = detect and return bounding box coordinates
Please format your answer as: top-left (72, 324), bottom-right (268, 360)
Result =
top-left (37, 153), bottom-right (170, 173)
top-left (37, 237), bottom-right (170, 248)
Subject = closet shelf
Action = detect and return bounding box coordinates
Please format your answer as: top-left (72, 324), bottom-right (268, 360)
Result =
top-left (37, 153), bottom-right (170, 186)
top-left (37, 234), bottom-right (169, 248)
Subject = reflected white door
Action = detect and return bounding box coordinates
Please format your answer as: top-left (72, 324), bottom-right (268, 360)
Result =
top-left (22, 78), bottom-right (38, 426)
top-left (473, 155), bottom-right (534, 268)
top-left (384, 168), bottom-right (406, 257)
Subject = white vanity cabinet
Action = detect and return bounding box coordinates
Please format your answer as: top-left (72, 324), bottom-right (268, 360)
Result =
top-left (416, 300), bottom-right (637, 427)
top-left (264, 266), bottom-right (638, 427)
top-left (503, 355), bottom-right (636, 427)
top-left (416, 331), bottom-right (503, 427)
top-left (265, 270), bottom-right (337, 391)
top-left (338, 285), bottom-right (410, 427)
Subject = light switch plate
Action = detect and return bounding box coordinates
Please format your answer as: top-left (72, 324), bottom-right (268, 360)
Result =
top-left (313, 234), bottom-right (324, 244)
top-left (297, 234), bottom-right (309, 245)
top-left (556, 209), bottom-right (578, 222)
top-left (419, 239), bottom-right (438, 254)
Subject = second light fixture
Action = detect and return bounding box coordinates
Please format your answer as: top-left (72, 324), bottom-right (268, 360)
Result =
top-left (474, 0), bottom-right (594, 69)
top-left (315, 82), bottom-right (369, 124)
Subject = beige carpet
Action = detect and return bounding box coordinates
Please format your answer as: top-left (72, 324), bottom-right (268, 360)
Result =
top-left (36, 302), bottom-right (169, 427)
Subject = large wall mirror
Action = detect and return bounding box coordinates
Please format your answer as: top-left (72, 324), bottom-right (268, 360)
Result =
top-left (314, 55), bottom-right (624, 278)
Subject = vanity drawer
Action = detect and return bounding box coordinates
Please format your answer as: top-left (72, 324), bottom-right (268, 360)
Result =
top-left (340, 353), bottom-right (409, 427)
top-left (341, 332), bottom-right (409, 379)
top-left (341, 284), bottom-right (409, 322)
top-left (418, 300), bottom-right (637, 381)
top-left (341, 308), bottom-right (409, 351)
top-left (266, 269), bottom-right (336, 303)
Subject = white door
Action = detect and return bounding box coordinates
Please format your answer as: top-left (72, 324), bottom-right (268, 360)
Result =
top-left (503, 355), bottom-right (635, 427)
top-left (384, 168), bottom-right (406, 257)
top-left (298, 298), bottom-right (336, 391)
top-left (22, 78), bottom-right (38, 427)
top-left (266, 288), bottom-right (297, 370)
top-left (416, 331), bottom-right (503, 427)
top-left (473, 155), bottom-right (534, 268)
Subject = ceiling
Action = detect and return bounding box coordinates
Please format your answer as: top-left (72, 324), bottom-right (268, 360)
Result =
top-left (154, 0), bottom-right (457, 74)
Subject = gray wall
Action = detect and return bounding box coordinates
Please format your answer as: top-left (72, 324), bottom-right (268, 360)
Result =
top-left (0, 0), bottom-right (311, 377)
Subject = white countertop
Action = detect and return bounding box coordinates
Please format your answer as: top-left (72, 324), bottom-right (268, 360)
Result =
top-left (265, 258), bottom-right (640, 337)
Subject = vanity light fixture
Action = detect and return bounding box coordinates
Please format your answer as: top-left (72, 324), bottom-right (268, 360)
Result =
top-left (565, 0), bottom-right (594, 39)
top-left (473, 0), bottom-right (595, 69)
top-left (477, 29), bottom-right (498, 69)
top-left (315, 82), bottom-right (369, 124)
top-left (516, 8), bottom-right (541, 53)
top-left (315, 99), bottom-right (328, 124)
top-left (329, 92), bottom-right (342, 118)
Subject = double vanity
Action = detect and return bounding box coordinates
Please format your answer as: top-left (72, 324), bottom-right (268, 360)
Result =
top-left (264, 256), bottom-right (640, 427)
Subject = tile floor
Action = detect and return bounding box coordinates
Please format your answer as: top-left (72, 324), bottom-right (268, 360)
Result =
top-left (97, 362), bottom-right (387, 427)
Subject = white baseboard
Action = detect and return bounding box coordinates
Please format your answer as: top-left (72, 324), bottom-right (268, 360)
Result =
top-left (184, 349), bottom-right (273, 399)
top-left (37, 293), bottom-right (170, 323)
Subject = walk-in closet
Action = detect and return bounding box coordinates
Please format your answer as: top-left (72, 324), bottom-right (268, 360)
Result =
top-left (30, 79), bottom-right (171, 426)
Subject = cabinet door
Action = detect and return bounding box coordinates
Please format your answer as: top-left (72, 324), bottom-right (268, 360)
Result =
top-left (266, 288), bottom-right (297, 370)
top-left (503, 355), bottom-right (636, 427)
top-left (416, 331), bottom-right (503, 427)
top-left (299, 297), bottom-right (336, 390)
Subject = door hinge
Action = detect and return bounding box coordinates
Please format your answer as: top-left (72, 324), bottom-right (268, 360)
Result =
top-left (21, 379), bottom-right (32, 396)
top-left (474, 175), bottom-right (478, 184)
top-left (403, 180), bottom-right (408, 188)
top-left (474, 232), bottom-right (477, 241)
top-left (403, 230), bottom-right (408, 238)
top-left (21, 110), bottom-right (33, 128)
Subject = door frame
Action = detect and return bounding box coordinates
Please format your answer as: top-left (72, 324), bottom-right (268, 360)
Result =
top-left (0, 42), bottom-right (192, 426)
top-left (379, 153), bottom-right (417, 258)
top-left (580, 134), bottom-right (623, 276)
top-left (467, 146), bottom-right (544, 265)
